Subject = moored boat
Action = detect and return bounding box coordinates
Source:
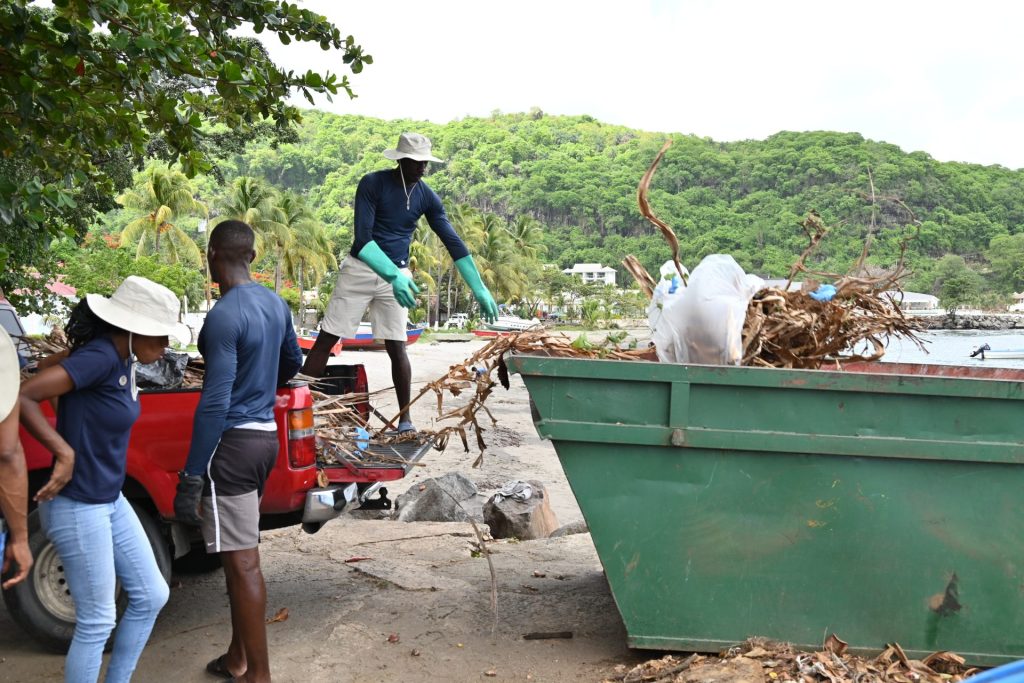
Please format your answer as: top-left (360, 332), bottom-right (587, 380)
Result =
top-left (298, 322), bottom-right (423, 354)
top-left (969, 344), bottom-right (1024, 360)
top-left (484, 315), bottom-right (542, 332)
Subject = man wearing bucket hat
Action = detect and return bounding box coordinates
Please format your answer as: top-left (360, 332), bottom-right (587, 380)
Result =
top-left (302, 132), bottom-right (499, 433)
top-left (0, 327), bottom-right (31, 589)
top-left (19, 276), bottom-right (179, 682)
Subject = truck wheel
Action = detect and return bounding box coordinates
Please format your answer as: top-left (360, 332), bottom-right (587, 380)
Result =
top-left (1, 502), bottom-right (171, 653)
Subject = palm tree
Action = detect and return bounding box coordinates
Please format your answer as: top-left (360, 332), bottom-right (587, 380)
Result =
top-left (281, 193), bottom-right (336, 320)
top-left (472, 213), bottom-right (530, 303)
top-left (507, 214), bottom-right (547, 260)
top-left (409, 219), bottom-right (447, 324)
top-left (219, 177), bottom-right (289, 290)
top-left (118, 165), bottom-right (206, 265)
top-left (447, 204), bottom-right (486, 316)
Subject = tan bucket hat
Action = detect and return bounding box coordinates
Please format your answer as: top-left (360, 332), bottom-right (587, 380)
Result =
top-left (0, 328), bottom-right (18, 421)
top-left (382, 132), bottom-right (443, 163)
top-left (85, 276), bottom-right (187, 340)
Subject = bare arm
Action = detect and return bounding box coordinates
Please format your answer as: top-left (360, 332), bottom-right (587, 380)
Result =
top-left (0, 402), bottom-right (31, 588)
top-left (19, 364), bottom-right (75, 502)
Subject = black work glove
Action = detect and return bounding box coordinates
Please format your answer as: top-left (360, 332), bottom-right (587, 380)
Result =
top-left (174, 472), bottom-right (204, 525)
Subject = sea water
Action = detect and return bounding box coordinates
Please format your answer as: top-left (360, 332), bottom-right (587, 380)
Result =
top-left (878, 329), bottom-right (1024, 368)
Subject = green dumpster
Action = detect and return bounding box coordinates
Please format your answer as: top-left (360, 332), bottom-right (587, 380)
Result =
top-left (507, 354), bottom-right (1024, 666)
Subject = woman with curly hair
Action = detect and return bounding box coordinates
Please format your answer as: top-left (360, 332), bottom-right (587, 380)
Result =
top-left (19, 276), bottom-right (183, 682)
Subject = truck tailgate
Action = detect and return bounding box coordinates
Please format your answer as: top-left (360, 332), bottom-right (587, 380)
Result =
top-left (320, 436), bottom-right (434, 484)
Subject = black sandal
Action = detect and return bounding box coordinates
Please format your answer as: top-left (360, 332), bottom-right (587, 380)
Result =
top-left (206, 654), bottom-right (234, 679)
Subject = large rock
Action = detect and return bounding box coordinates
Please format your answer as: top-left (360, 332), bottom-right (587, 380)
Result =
top-left (483, 479), bottom-right (559, 540)
top-left (549, 519), bottom-right (589, 538)
top-left (394, 472), bottom-right (478, 523)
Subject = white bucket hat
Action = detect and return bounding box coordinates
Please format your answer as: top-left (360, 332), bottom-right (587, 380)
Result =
top-left (382, 132), bottom-right (443, 163)
top-left (0, 328), bottom-right (18, 421)
top-left (86, 276), bottom-right (187, 340)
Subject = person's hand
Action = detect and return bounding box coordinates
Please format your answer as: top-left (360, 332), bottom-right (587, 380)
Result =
top-left (36, 350), bottom-right (69, 371)
top-left (174, 472), bottom-right (204, 525)
top-left (391, 273), bottom-right (420, 309)
top-left (473, 287), bottom-right (499, 323)
top-left (34, 447), bottom-right (73, 501)
top-left (2, 538), bottom-right (33, 589)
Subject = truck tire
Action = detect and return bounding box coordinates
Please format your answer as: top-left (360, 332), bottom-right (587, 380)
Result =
top-left (1, 501), bottom-right (172, 653)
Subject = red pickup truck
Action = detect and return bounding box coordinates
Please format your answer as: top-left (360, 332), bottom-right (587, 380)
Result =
top-left (3, 361), bottom-right (430, 652)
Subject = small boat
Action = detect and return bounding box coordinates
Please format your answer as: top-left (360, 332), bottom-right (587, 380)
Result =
top-left (471, 315), bottom-right (542, 338)
top-left (298, 322), bottom-right (423, 354)
top-left (969, 344), bottom-right (1024, 360)
top-left (484, 315), bottom-right (542, 332)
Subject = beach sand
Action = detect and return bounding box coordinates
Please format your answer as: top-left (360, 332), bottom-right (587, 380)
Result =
top-left (1, 334), bottom-right (649, 683)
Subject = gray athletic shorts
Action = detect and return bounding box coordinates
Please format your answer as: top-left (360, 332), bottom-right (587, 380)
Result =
top-left (320, 255), bottom-right (410, 341)
top-left (200, 428), bottom-right (277, 553)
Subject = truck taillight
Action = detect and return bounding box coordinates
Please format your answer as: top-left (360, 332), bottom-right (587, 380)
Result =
top-left (287, 407), bottom-right (315, 468)
top-left (353, 366), bottom-right (369, 419)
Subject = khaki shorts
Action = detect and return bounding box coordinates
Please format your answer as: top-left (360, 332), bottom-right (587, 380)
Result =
top-left (320, 255), bottom-right (410, 341)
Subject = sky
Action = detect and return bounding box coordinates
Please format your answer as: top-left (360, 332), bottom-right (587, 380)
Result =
top-left (260, 1), bottom-right (1024, 169)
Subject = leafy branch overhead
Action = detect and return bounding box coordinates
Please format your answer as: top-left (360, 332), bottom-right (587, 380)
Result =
top-left (0, 0), bottom-right (371, 255)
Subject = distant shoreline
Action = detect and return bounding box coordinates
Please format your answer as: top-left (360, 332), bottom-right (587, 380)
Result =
top-left (910, 312), bottom-right (1024, 331)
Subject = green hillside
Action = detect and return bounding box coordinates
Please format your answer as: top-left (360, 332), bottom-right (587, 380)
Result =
top-left (232, 109), bottom-right (1024, 302)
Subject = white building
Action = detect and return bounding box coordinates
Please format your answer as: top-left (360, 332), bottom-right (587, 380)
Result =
top-left (562, 263), bottom-right (617, 286)
top-left (887, 290), bottom-right (939, 311)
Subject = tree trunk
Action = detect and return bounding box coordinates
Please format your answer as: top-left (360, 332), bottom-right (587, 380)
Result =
top-left (297, 258), bottom-right (305, 330)
top-left (446, 268), bottom-right (453, 316)
top-left (275, 248), bottom-right (283, 293)
top-left (204, 254), bottom-right (212, 313)
top-left (434, 266), bottom-right (442, 325)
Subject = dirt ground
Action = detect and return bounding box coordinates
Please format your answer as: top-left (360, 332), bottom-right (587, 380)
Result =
top-left (0, 334), bottom-right (653, 682)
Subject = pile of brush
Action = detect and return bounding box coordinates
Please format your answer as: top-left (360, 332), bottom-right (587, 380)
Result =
top-left (633, 140), bottom-right (926, 370)
top-left (740, 213), bottom-right (925, 369)
top-left (604, 636), bottom-right (977, 683)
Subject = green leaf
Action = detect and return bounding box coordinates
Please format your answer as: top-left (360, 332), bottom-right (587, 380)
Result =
top-left (134, 35), bottom-right (159, 50)
top-left (571, 334), bottom-right (593, 350)
top-left (223, 60), bottom-right (243, 82)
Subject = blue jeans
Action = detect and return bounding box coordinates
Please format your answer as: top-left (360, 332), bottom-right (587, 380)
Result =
top-left (39, 494), bottom-right (169, 683)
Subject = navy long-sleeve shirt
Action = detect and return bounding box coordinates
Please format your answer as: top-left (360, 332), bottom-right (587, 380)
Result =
top-left (183, 283), bottom-right (302, 476)
top-left (350, 169), bottom-right (469, 267)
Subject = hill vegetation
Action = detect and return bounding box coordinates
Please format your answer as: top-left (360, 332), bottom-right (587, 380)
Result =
top-left (237, 109), bottom-right (1024, 305)
top-left (34, 109), bottom-right (1024, 320)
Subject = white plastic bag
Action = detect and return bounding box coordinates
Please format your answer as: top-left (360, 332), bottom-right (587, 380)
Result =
top-left (650, 254), bottom-right (763, 365)
top-left (646, 260), bottom-right (687, 330)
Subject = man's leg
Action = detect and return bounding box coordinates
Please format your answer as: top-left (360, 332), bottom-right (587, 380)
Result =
top-left (384, 339), bottom-right (413, 430)
top-left (199, 429), bottom-right (278, 681)
top-left (221, 547), bottom-right (270, 683)
top-left (299, 331), bottom-right (340, 378)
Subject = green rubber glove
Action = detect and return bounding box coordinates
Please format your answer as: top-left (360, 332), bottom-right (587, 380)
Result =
top-left (454, 255), bottom-right (499, 323)
top-left (357, 241), bottom-right (420, 309)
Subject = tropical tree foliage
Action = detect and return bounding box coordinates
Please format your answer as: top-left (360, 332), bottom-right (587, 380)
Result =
top-left (238, 111), bottom-right (1024, 307)
top-left (26, 104), bottom-right (1024, 317)
top-left (280, 191), bottom-right (335, 296)
top-left (0, 0), bottom-right (369, 300)
top-left (56, 235), bottom-right (204, 303)
top-left (118, 165), bottom-right (206, 265)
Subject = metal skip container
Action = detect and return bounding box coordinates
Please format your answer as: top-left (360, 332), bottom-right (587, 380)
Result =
top-left (507, 354), bottom-right (1024, 666)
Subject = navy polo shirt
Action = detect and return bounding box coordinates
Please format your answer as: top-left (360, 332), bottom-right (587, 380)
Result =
top-left (57, 336), bottom-right (140, 504)
top-left (182, 283), bottom-right (302, 476)
top-left (350, 169), bottom-right (470, 267)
